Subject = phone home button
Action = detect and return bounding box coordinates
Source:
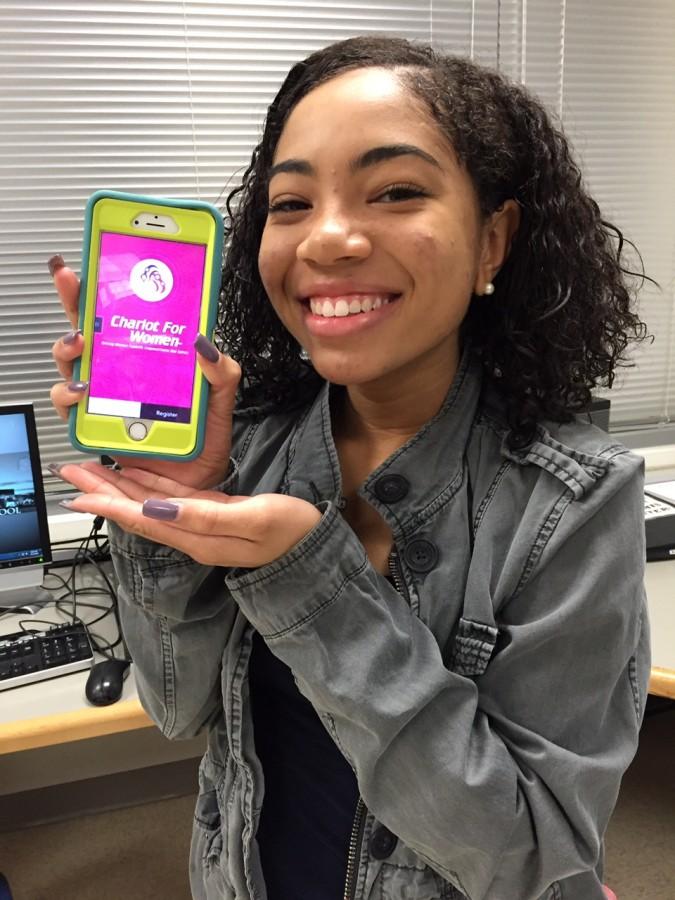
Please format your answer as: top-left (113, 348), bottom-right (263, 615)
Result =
top-left (128, 421), bottom-right (148, 441)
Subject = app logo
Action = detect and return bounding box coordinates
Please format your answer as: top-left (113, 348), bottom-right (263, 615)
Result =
top-left (129, 258), bottom-right (173, 302)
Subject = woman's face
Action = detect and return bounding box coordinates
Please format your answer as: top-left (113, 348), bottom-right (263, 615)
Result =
top-left (258, 67), bottom-right (488, 390)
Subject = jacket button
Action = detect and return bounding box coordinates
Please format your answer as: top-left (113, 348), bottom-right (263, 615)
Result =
top-left (373, 474), bottom-right (410, 503)
top-left (369, 825), bottom-right (398, 859)
top-left (403, 538), bottom-right (439, 573)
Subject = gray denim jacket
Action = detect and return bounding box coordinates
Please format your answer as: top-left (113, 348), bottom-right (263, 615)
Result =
top-left (108, 345), bottom-right (650, 900)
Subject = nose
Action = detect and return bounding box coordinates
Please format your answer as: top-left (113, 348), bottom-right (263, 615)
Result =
top-left (296, 208), bottom-right (371, 265)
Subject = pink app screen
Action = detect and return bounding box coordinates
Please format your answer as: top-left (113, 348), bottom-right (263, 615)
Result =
top-left (87, 232), bottom-right (206, 424)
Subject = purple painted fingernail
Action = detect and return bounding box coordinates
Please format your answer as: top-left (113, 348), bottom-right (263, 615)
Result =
top-left (142, 498), bottom-right (179, 521)
top-left (48, 255), bottom-right (65, 276)
top-left (62, 329), bottom-right (82, 345)
top-left (68, 381), bottom-right (88, 392)
top-left (194, 334), bottom-right (219, 363)
top-left (46, 462), bottom-right (64, 476)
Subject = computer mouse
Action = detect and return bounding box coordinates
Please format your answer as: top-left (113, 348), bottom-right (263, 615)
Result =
top-left (85, 658), bottom-right (131, 706)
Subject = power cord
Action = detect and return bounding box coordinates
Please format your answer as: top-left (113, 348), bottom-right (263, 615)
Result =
top-left (48, 514), bottom-right (110, 568)
top-left (60, 514), bottom-right (130, 661)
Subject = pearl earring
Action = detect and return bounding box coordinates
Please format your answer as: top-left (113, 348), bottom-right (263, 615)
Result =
top-left (483, 282), bottom-right (495, 296)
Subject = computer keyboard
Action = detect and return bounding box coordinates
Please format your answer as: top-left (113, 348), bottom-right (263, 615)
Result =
top-left (644, 492), bottom-right (675, 520)
top-left (0, 622), bottom-right (93, 691)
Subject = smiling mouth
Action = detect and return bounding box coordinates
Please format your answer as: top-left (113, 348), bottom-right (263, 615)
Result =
top-left (304, 293), bottom-right (402, 318)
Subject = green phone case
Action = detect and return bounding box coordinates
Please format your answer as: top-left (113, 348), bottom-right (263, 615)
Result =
top-left (69, 189), bottom-right (224, 460)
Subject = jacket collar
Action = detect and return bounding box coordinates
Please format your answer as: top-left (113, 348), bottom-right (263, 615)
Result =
top-left (284, 341), bottom-right (484, 540)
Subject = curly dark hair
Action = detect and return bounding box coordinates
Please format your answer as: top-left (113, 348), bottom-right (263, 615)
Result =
top-left (217, 35), bottom-right (651, 446)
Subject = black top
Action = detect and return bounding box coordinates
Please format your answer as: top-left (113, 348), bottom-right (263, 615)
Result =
top-left (249, 629), bottom-right (360, 900)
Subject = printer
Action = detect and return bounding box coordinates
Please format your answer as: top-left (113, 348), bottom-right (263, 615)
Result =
top-left (644, 484), bottom-right (675, 561)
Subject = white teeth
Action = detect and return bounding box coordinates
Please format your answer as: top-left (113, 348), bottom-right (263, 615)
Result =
top-left (308, 294), bottom-right (397, 318)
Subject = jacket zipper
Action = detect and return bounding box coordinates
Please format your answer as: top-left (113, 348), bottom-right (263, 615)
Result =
top-left (343, 796), bottom-right (367, 900)
top-left (342, 550), bottom-right (408, 900)
top-left (388, 547), bottom-right (410, 604)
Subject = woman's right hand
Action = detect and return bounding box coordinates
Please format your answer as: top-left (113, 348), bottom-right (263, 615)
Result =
top-left (49, 257), bottom-right (242, 491)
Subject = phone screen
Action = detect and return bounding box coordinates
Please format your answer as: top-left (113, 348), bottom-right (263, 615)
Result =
top-left (87, 231), bottom-right (207, 424)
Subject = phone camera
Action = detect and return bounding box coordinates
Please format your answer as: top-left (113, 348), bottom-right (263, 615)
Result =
top-left (134, 220), bottom-right (139, 224)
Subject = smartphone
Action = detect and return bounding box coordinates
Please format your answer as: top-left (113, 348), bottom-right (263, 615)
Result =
top-left (70, 190), bottom-right (223, 460)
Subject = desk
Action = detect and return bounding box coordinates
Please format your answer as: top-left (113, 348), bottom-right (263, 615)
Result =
top-left (0, 661), bottom-right (152, 756)
top-left (0, 571), bottom-right (153, 756)
top-left (1, 560), bottom-right (674, 758)
top-left (644, 561), bottom-right (675, 699)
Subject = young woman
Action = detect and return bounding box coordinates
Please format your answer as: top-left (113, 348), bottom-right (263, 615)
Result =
top-left (48, 36), bottom-right (649, 900)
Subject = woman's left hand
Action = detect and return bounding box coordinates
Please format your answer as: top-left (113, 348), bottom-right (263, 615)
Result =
top-left (54, 462), bottom-right (322, 568)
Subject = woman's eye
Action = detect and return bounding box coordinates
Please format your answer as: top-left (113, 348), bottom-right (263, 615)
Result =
top-left (267, 198), bottom-right (309, 214)
top-left (375, 184), bottom-right (429, 203)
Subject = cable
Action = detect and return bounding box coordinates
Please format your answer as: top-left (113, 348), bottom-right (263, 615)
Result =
top-left (68, 518), bottom-right (128, 660)
top-left (29, 515), bottom-right (131, 661)
top-left (1, 518), bottom-right (132, 689)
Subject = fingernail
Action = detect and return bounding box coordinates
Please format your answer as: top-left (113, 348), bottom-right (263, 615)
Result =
top-left (194, 334), bottom-right (219, 363)
top-left (68, 381), bottom-right (88, 392)
top-left (48, 254), bottom-right (65, 276)
top-left (62, 329), bottom-right (82, 345)
top-left (142, 498), bottom-right (179, 521)
top-left (59, 499), bottom-right (76, 509)
top-left (46, 462), bottom-right (64, 476)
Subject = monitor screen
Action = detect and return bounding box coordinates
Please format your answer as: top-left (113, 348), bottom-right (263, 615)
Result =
top-left (0, 405), bottom-right (51, 571)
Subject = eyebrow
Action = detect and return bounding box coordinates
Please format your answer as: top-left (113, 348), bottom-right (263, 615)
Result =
top-left (267, 143), bottom-right (442, 181)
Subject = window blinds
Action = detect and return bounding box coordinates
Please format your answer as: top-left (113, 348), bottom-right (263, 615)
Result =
top-left (0, 0), bottom-right (499, 476)
top-left (1, 0), bottom-right (674, 481)
top-left (521, 0), bottom-right (675, 435)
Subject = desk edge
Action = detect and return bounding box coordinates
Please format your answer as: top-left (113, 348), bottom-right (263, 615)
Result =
top-left (649, 667), bottom-right (675, 700)
top-left (0, 699), bottom-right (154, 754)
top-left (3, 670), bottom-right (672, 755)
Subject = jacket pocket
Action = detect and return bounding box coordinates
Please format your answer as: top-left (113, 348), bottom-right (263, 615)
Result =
top-left (377, 862), bottom-right (466, 900)
top-left (372, 838), bottom-right (467, 900)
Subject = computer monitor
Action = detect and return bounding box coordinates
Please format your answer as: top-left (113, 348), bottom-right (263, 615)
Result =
top-left (0, 404), bottom-right (52, 610)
